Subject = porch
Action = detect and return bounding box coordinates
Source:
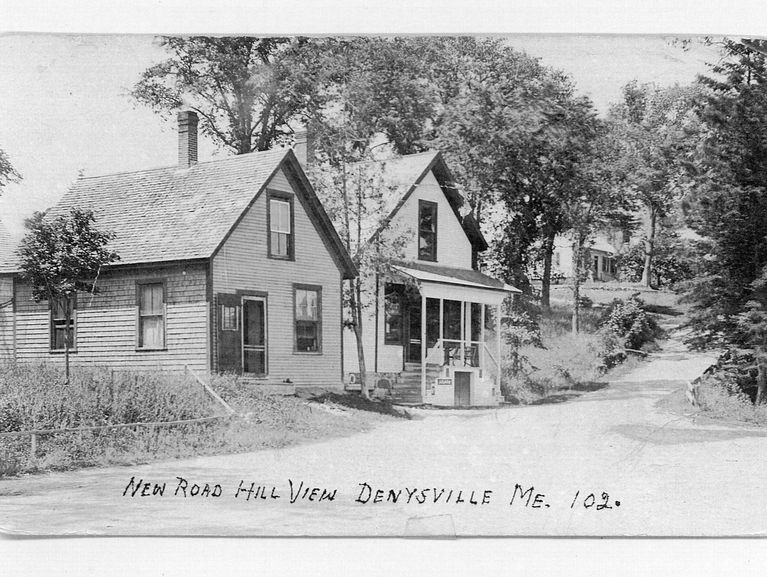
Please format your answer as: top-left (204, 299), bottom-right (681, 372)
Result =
top-left (377, 262), bottom-right (519, 407)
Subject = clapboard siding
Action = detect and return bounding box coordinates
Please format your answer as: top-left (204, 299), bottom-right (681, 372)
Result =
top-left (0, 275), bottom-right (13, 361)
top-left (212, 169), bottom-right (343, 386)
top-left (11, 264), bottom-right (209, 372)
top-left (387, 169), bottom-right (474, 269)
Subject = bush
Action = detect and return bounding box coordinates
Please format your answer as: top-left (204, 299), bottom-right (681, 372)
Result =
top-left (599, 295), bottom-right (662, 351)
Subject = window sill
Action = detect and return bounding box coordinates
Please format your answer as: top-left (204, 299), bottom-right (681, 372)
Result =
top-left (417, 256), bottom-right (437, 263)
top-left (293, 350), bottom-right (323, 355)
top-left (268, 254), bottom-right (295, 262)
top-left (49, 349), bottom-right (78, 354)
top-left (135, 347), bottom-right (168, 352)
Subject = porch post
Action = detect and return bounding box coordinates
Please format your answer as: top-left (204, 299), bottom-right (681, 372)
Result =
top-left (421, 293), bottom-right (427, 400)
top-left (495, 302), bottom-right (502, 391)
top-left (460, 301), bottom-right (465, 364)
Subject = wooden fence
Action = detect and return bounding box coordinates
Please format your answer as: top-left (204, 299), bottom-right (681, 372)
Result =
top-left (0, 365), bottom-right (236, 459)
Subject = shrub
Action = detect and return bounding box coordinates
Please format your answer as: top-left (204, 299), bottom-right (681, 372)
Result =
top-left (599, 295), bottom-right (662, 351)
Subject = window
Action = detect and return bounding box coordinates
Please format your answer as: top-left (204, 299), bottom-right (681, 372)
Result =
top-left (269, 193), bottom-right (293, 259)
top-left (221, 304), bottom-right (239, 331)
top-left (138, 281), bottom-right (165, 349)
top-left (384, 283), bottom-right (404, 344)
top-left (418, 200), bottom-right (438, 261)
top-left (294, 285), bottom-right (321, 352)
top-left (554, 251), bottom-right (560, 267)
top-left (51, 295), bottom-right (76, 351)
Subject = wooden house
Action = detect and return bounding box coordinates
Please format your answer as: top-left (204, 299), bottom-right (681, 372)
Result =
top-left (342, 151), bottom-right (519, 407)
top-left (0, 112), bottom-right (356, 387)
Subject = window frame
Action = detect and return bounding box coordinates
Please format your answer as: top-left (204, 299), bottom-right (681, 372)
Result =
top-left (135, 279), bottom-right (167, 351)
top-left (49, 294), bottom-right (77, 353)
top-left (267, 190), bottom-right (295, 261)
top-left (293, 283), bottom-right (322, 354)
top-left (418, 199), bottom-right (438, 262)
top-left (383, 282), bottom-right (405, 345)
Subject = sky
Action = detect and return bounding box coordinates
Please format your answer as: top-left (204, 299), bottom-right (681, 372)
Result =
top-left (0, 33), bottom-right (721, 238)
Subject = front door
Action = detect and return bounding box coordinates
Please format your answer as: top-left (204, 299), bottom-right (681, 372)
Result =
top-left (217, 293), bottom-right (242, 373)
top-left (242, 296), bottom-right (267, 376)
top-left (405, 304), bottom-right (421, 363)
top-left (454, 371), bottom-right (471, 407)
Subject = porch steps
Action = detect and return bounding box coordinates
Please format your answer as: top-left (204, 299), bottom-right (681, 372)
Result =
top-left (390, 363), bottom-right (443, 405)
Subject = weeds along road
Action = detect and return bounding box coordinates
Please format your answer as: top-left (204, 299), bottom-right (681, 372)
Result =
top-left (2, 335), bottom-right (765, 537)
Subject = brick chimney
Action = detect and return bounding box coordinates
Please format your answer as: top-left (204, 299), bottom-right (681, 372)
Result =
top-left (293, 128), bottom-right (314, 167)
top-left (177, 111), bottom-right (198, 168)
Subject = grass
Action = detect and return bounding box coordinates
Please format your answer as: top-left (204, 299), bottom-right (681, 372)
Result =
top-left (696, 374), bottom-right (767, 426)
top-left (501, 296), bottom-right (674, 405)
top-left (503, 307), bottom-right (609, 404)
top-left (0, 364), bottom-right (399, 478)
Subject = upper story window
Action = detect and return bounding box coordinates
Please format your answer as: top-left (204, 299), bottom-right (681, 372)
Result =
top-left (51, 295), bottom-right (76, 351)
top-left (269, 192), bottom-right (294, 260)
top-left (294, 285), bottom-right (321, 353)
top-left (137, 281), bottom-right (165, 349)
top-left (418, 200), bottom-right (438, 261)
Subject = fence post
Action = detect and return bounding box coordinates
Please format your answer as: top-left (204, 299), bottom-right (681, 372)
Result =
top-left (30, 433), bottom-right (37, 460)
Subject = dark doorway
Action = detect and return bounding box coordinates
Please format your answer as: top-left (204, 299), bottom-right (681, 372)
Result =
top-left (217, 293), bottom-right (242, 373)
top-left (242, 296), bottom-right (267, 376)
top-left (454, 371), bottom-right (471, 407)
top-left (405, 303), bottom-right (421, 363)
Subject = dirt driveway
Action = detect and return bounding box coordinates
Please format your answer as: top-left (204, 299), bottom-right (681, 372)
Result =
top-left (2, 337), bottom-right (766, 537)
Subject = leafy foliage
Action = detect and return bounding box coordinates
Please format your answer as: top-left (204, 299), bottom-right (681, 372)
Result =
top-left (618, 229), bottom-right (695, 288)
top-left (0, 147), bottom-right (20, 194)
top-left (132, 36), bottom-right (327, 154)
top-left (599, 295), bottom-right (662, 351)
top-left (16, 208), bottom-right (119, 304)
top-left (680, 39), bottom-right (767, 351)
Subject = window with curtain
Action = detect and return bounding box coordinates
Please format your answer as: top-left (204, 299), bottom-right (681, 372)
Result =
top-left (269, 195), bottom-right (293, 259)
top-left (418, 200), bottom-right (438, 261)
top-left (295, 286), bottom-right (321, 352)
top-left (51, 295), bottom-right (76, 351)
top-left (138, 282), bottom-right (165, 349)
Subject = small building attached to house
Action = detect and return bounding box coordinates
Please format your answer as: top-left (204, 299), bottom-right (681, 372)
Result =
top-left (0, 112), bottom-right (356, 388)
top-left (342, 151), bottom-right (519, 407)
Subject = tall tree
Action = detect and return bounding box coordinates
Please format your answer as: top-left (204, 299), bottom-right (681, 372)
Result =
top-left (608, 81), bottom-right (701, 287)
top-left (556, 116), bottom-right (627, 333)
top-left (132, 36), bottom-right (326, 154)
top-left (16, 209), bottom-right (119, 384)
top-left (681, 38), bottom-right (767, 349)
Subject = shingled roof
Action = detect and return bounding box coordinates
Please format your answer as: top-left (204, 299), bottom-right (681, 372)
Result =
top-left (0, 149), bottom-right (356, 277)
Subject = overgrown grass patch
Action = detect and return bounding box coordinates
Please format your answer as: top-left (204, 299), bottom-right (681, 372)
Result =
top-left (0, 365), bottom-right (396, 477)
top-left (696, 373), bottom-right (767, 426)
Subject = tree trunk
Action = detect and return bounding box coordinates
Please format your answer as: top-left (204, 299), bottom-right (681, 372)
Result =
top-left (757, 343), bottom-right (766, 405)
top-left (350, 278), bottom-right (369, 399)
top-left (571, 237), bottom-right (583, 335)
top-left (541, 229), bottom-right (556, 313)
top-left (640, 209), bottom-right (656, 288)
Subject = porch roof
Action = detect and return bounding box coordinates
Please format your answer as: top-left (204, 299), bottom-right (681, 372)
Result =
top-left (393, 261), bottom-right (520, 304)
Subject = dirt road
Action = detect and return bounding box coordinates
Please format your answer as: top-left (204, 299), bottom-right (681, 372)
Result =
top-left (2, 336), bottom-right (766, 536)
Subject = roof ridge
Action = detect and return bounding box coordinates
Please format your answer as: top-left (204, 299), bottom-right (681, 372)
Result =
top-left (76, 147), bottom-right (289, 182)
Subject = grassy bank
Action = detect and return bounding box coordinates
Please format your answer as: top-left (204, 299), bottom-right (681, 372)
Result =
top-left (0, 365), bottom-right (399, 477)
top-left (502, 294), bottom-right (670, 405)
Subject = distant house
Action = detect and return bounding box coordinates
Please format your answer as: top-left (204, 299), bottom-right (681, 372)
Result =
top-left (0, 112), bottom-right (356, 388)
top-left (0, 219), bottom-right (14, 363)
top-left (543, 231), bottom-right (624, 284)
top-left (343, 151), bottom-right (519, 407)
